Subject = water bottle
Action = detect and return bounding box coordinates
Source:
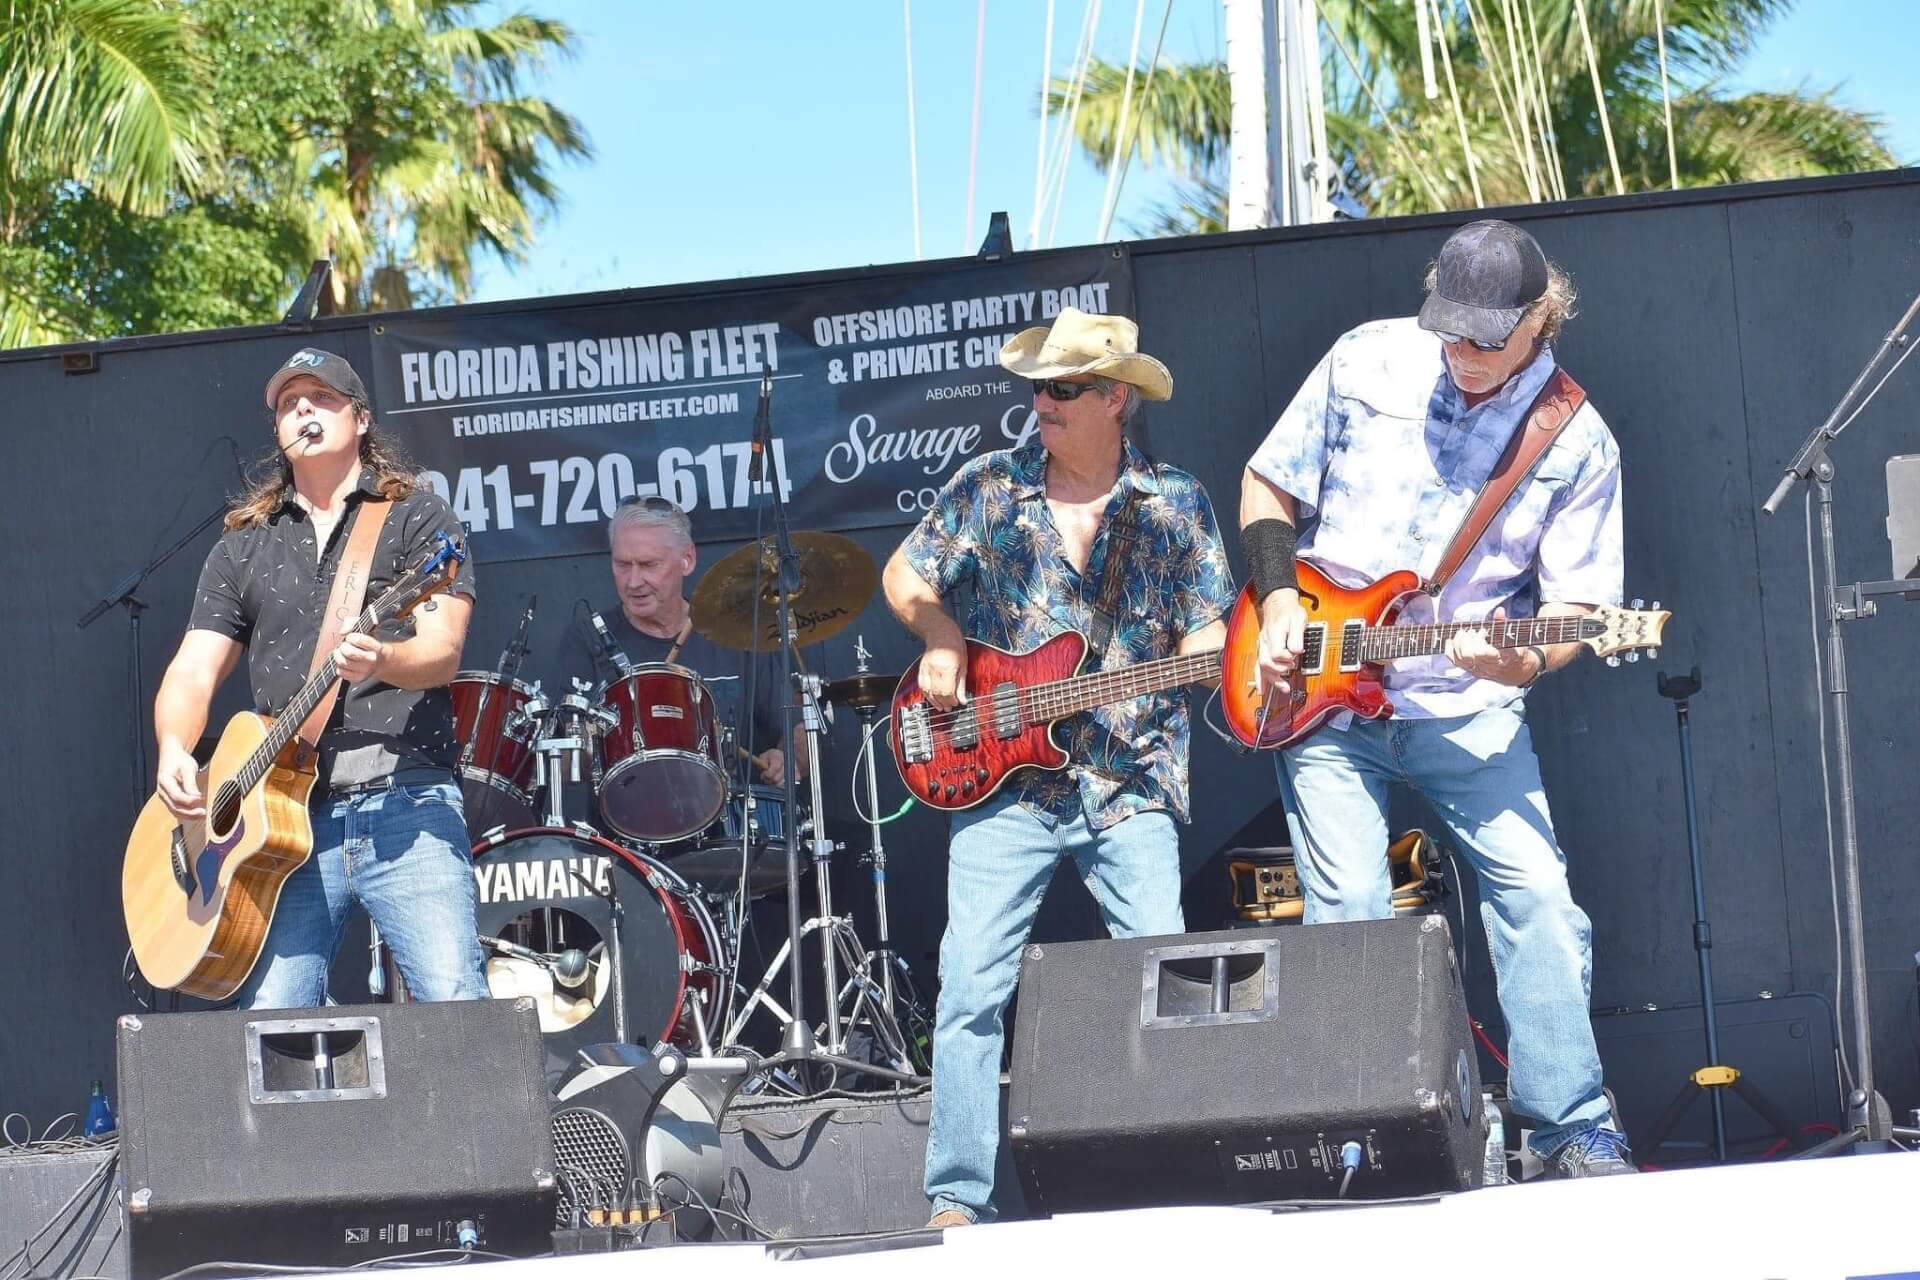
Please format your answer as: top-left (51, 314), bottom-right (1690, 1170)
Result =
top-left (1481, 1091), bottom-right (1506, 1187)
top-left (84, 1080), bottom-right (116, 1139)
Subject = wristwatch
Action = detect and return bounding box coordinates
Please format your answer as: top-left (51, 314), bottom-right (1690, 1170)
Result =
top-left (1520, 645), bottom-right (1549, 687)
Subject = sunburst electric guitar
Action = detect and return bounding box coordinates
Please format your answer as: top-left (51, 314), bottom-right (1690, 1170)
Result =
top-left (1217, 559), bottom-right (1670, 749)
top-left (121, 533), bottom-right (464, 999)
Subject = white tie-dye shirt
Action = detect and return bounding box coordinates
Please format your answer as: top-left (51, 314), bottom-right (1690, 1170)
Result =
top-left (1248, 316), bottom-right (1623, 720)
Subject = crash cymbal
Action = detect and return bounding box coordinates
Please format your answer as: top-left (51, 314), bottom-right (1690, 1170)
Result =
top-left (690, 532), bottom-right (877, 652)
top-left (822, 671), bottom-right (901, 709)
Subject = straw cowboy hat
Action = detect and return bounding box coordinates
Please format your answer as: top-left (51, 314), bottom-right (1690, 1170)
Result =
top-left (998, 307), bottom-right (1173, 401)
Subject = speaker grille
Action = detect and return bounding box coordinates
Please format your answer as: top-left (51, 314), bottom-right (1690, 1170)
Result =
top-left (552, 1106), bottom-right (629, 1227)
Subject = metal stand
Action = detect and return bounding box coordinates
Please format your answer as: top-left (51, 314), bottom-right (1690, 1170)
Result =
top-left (696, 372), bottom-right (920, 1091)
top-left (1762, 288), bottom-right (1920, 1153)
top-left (1644, 667), bottom-right (1805, 1162)
top-left (77, 502), bottom-right (230, 817)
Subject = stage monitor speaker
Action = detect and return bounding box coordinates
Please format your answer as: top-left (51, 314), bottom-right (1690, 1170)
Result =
top-left (0, 1146), bottom-right (126, 1279)
top-left (1887, 453), bottom-right (1920, 580)
top-left (116, 998), bottom-right (555, 1279)
top-left (1008, 916), bottom-right (1483, 1214)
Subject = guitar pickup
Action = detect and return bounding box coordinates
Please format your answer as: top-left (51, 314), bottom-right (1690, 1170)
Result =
top-left (950, 704), bottom-right (980, 749)
top-left (992, 683), bottom-right (1021, 739)
top-left (1300, 623), bottom-right (1328, 676)
top-left (901, 704), bottom-right (934, 764)
top-left (1339, 619), bottom-right (1364, 672)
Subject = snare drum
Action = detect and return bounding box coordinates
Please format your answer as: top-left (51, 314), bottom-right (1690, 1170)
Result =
top-left (662, 784), bottom-right (792, 896)
top-left (449, 672), bottom-right (539, 834)
top-left (596, 664), bottom-right (727, 842)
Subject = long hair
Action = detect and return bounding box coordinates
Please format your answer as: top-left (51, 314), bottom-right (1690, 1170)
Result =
top-left (226, 399), bottom-right (418, 530)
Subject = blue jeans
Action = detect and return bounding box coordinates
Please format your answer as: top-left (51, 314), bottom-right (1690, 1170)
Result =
top-left (1277, 704), bottom-right (1610, 1152)
top-left (236, 780), bottom-right (490, 1009)
top-left (925, 792), bottom-right (1185, 1223)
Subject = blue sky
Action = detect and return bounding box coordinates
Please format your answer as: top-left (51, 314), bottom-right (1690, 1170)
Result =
top-left (469, 1), bottom-right (1917, 306)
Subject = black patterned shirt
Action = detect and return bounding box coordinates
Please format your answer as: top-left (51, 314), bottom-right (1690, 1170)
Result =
top-left (187, 473), bottom-right (477, 792)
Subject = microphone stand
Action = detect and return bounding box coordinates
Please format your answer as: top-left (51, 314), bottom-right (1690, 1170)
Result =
top-left (1761, 288), bottom-right (1920, 1154)
top-left (735, 372), bottom-right (919, 1090)
top-left (78, 503), bottom-right (231, 817)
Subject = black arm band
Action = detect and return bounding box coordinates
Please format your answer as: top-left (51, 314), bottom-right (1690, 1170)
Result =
top-left (1242, 518), bottom-right (1299, 601)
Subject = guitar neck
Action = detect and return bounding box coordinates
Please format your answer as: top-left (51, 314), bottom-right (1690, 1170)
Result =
top-left (230, 603), bottom-right (381, 795)
top-left (1356, 615), bottom-right (1593, 663)
top-left (1025, 648), bottom-right (1223, 723)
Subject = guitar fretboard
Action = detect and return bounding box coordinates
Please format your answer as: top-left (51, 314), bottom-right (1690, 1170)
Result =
top-left (1022, 648), bottom-right (1224, 724)
top-left (1355, 616), bottom-right (1596, 663)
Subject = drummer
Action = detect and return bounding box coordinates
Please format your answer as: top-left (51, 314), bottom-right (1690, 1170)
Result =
top-left (553, 495), bottom-right (795, 788)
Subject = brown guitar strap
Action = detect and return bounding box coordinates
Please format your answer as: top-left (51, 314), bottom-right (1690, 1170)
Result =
top-left (1423, 366), bottom-right (1586, 597)
top-left (1085, 487), bottom-right (1143, 662)
top-left (296, 498), bottom-right (394, 748)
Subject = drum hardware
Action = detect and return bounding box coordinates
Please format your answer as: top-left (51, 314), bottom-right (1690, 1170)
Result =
top-left (668, 376), bottom-right (917, 1095)
top-left (837, 635), bottom-right (922, 1041)
top-left (532, 685), bottom-right (620, 829)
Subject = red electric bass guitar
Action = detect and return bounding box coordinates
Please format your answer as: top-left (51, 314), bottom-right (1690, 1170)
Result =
top-left (889, 632), bottom-right (1221, 811)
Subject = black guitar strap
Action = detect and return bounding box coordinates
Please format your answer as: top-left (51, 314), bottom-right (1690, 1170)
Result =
top-left (1084, 487), bottom-right (1143, 663)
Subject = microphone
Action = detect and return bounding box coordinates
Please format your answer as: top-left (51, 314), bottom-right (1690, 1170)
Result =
top-left (478, 934), bottom-right (593, 990)
top-left (550, 948), bottom-right (592, 990)
top-left (750, 369), bottom-right (773, 481)
top-left (589, 610), bottom-right (633, 677)
top-left (280, 421), bottom-right (325, 456)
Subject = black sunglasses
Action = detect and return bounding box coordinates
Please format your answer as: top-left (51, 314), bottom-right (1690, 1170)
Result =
top-left (618, 494), bottom-right (684, 515)
top-left (1030, 377), bottom-right (1098, 401)
top-left (1435, 331), bottom-right (1508, 353)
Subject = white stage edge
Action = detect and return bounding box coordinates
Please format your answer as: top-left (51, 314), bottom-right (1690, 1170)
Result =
top-left (369, 1149), bottom-right (1920, 1279)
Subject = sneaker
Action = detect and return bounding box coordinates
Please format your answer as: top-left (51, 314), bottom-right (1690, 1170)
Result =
top-left (927, 1208), bottom-right (975, 1229)
top-left (1539, 1126), bottom-right (1637, 1178)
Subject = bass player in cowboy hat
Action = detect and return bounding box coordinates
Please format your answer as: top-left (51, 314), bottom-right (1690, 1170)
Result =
top-left (882, 307), bottom-right (1237, 1227)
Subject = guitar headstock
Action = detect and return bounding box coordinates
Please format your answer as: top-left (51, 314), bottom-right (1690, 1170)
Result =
top-left (1581, 598), bottom-right (1671, 666)
top-left (371, 531), bottom-right (467, 625)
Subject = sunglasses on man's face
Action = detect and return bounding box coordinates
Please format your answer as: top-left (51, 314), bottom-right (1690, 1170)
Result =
top-left (1030, 377), bottom-right (1097, 402)
top-left (1435, 331), bottom-right (1509, 353)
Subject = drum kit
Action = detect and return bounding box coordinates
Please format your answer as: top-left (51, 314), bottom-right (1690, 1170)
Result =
top-left (437, 532), bottom-right (925, 1097)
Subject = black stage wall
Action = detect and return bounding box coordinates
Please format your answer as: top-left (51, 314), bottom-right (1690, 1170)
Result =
top-left (3, 171), bottom-right (1917, 1131)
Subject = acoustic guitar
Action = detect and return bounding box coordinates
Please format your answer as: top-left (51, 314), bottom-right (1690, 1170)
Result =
top-left (121, 533), bottom-right (464, 999)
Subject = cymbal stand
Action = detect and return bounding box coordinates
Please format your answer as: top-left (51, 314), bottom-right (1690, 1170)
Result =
top-left (700, 371), bottom-right (917, 1090)
top-left (718, 671), bottom-right (922, 1084)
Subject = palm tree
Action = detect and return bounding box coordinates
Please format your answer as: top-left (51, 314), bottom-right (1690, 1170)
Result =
top-left (0, 0), bottom-right (214, 345)
top-left (1054, 0), bottom-right (1895, 234)
top-left (201, 0), bottom-right (591, 313)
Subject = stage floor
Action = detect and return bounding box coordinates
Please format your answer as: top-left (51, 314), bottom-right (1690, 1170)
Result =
top-left (389, 1148), bottom-right (1918, 1278)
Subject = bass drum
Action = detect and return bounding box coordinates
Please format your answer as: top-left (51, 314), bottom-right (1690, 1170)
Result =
top-left (469, 827), bottom-right (729, 1087)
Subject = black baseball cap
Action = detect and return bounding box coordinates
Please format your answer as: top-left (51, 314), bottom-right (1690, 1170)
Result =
top-left (264, 347), bottom-right (368, 410)
top-left (1417, 220), bottom-right (1549, 345)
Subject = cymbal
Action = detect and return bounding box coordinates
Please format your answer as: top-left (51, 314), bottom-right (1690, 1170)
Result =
top-left (691, 532), bottom-right (877, 652)
top-left (822, 671), bottom-right (901, 709)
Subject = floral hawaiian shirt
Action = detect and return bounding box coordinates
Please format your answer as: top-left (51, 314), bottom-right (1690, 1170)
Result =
top-left (899, 439), bottom-right (1237, 829)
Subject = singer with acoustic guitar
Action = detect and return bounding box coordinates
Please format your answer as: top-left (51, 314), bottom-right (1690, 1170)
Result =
top-left (881, 309), bottom-right (1236, 1228)
top-left (135, 347), bottom-right (487, 1008)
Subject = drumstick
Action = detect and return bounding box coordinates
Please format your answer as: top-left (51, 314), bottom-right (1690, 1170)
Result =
top-left (664, 614), bottom-right (694, 664)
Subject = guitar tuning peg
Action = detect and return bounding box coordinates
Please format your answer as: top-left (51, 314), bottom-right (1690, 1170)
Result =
top-left (1649, 600), bottom-right (1661, 612)
top-left (1624, 651), bottom-right (1640, 663)
top-left (1606, 655), bottom-right (1621, 668)
top-left (1630, 597), bottom-right (1645, 609)
top-left (1647, 648), bottom-right (1660, 660)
